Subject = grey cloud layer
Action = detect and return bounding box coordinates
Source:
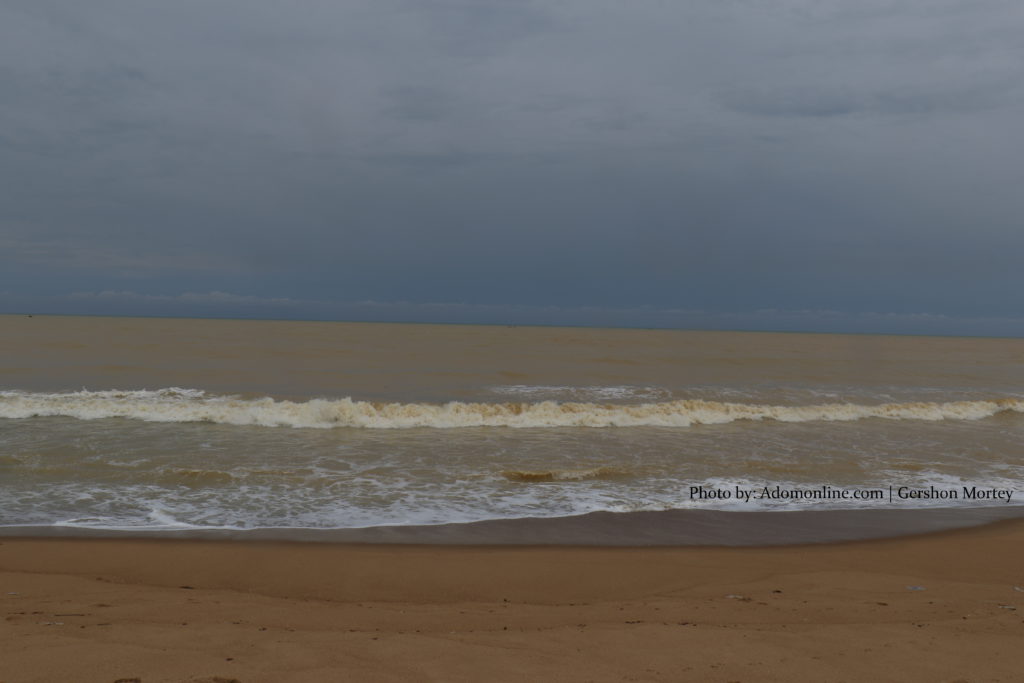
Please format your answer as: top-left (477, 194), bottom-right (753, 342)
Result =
top-left (2, 0), bottom-right (1023, 330)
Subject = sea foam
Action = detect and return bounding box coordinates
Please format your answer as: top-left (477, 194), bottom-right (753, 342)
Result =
top-left (1, 388), bottom-right (1023, 429)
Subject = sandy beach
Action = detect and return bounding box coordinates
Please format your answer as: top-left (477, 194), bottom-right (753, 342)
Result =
top-left (2, 521), bottom-right (1023, 683)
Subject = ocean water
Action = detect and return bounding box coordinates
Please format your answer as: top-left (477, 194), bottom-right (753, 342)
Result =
top-left (1, 315), bottom-right (1022, 536)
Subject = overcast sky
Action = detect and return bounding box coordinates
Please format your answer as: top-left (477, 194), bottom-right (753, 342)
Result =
top-left (2, 0), bottom-right (1023, 335)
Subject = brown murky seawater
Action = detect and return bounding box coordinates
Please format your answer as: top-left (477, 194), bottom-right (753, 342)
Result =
top-left (1, 315), bottom-right (1022, 535)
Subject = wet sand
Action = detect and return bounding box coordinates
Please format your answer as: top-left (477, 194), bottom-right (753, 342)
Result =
top-left (3, 521), bottom-right (1024, 682)
top-left (3, 506), bottom-right (1024, 546)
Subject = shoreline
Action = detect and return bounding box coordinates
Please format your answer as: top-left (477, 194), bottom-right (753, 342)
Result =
top-left (2, 519), bottom-right (1023, 681)
top-left (3, 504), bottom-right (1024, 546)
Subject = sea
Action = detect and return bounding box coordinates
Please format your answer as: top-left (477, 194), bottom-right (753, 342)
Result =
top-left (2, 315), bottom-right (1023, 544)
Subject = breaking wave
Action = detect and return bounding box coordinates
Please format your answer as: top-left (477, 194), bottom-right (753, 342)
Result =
top-left (2, 388), bottom-right (1024, 429)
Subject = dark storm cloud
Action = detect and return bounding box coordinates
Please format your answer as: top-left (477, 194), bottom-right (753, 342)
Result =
top-left (721, 78), bottom-right (1020, 118)
top-left (722, 87), bottom-right (862, 118)
top-left (2, 0), bottom-right (1023, 333)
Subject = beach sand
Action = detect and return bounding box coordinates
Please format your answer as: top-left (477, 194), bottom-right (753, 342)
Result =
top-left (2, 522), bottom-right (1024, 683)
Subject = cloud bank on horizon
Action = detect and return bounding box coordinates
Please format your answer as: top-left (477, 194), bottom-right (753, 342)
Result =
top-left (2, 1), bottom-right (1023, 334)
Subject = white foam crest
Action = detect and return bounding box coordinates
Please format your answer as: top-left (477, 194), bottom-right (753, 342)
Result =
top-left (2, 388), bottom-right (1024, 429)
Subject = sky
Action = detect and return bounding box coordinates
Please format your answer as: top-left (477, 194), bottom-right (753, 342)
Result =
top-left (2, 0), bottom-right (1023, 335)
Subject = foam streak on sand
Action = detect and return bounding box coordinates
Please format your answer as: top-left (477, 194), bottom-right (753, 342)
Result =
top-left (1, 388), bottom-right (1023, 429)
